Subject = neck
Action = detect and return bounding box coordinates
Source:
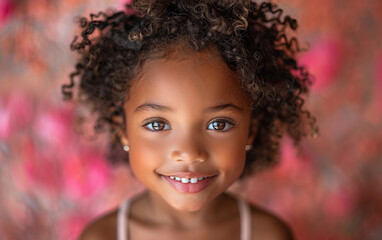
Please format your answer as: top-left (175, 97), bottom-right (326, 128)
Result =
top-left (137, 190), bottom-right (236, 230)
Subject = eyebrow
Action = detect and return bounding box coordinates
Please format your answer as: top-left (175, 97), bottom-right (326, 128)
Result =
top-left (134, 102), bottom-right (243, 113)
top-left (205, 103), bottom-right (243, 113)
top-left (135, 103), bottom-right (173, 112)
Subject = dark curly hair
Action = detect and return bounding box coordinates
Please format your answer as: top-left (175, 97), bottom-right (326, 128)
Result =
top-left (63, 0), bottom-right (318, 177)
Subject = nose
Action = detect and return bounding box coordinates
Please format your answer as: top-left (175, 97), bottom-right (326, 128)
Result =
top-left (170, 134), bottom-right (208, 163)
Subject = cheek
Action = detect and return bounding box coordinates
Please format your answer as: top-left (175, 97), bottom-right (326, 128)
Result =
top-left (127, 128), bottom-right (168, 176)
top-left (214, 143), bottom-right (246, 167)
top-left (209, 133), bottom-right (247, 174)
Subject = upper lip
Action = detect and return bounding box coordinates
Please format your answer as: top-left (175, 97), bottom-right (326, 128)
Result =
top-left (159, 172), bottom-right (218, 179)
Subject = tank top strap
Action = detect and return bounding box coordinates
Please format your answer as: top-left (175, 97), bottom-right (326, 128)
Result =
top-left (117, 198), bottom-right (132, 240)
top-left (237, 198), bottom-right (252, 240)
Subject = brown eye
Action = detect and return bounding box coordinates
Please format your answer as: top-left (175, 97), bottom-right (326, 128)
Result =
top-left (207, 119), bottom-right (235, 131)
top-left (144, 120), bottom-right (171, 131)
top-left (212, 121), bottom-right (226, 130)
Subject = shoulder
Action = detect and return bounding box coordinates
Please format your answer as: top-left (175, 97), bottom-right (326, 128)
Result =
top-left (249, 204), bottom-right (294, 240)
top-left (78, 209), bottom-right (118, 240)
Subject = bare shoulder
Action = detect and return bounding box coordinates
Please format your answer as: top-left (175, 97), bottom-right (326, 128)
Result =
top-left (250, 204), bottom-right (294, 240)
top-left (78, 209), bottom-right (118, 240)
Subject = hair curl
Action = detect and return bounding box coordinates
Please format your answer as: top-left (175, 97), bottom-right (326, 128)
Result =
top-left (63, 0), bottom-right (319, 177)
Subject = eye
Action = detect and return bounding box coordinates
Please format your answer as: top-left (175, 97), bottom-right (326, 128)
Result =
top-left (143, 120), bottom-right (171, 131)
top-left (207, 119), bottom-right (236, 131)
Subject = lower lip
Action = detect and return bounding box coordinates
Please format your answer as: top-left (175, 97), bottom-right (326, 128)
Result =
top-left (162, 175), bottom-right (217, 193)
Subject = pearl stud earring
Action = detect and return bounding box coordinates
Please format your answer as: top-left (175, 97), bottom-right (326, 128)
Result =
top-left (123, 145), bottom-right (130, 152)
top-left (245, 145), bottom-right (253, 151)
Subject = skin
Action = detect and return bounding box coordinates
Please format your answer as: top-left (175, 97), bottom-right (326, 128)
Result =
top-left (79, 46), bottom-right (294, 240)
top-left (122, 46), bottom-right (254, 212)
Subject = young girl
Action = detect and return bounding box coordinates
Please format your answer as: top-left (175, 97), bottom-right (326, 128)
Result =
top-left (63, 0), bottom-right (318, 239)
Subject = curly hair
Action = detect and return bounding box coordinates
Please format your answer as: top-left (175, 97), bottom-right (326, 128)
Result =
top-left (63, 0), bottom-right (318, 177)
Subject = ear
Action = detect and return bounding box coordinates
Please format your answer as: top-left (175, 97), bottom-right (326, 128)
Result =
top-left (118, 129), bottom-right (129, 146)
top-left (111, 104), bottom-right (129, 147)
top-left (246, 118), bottom-right (259, 146)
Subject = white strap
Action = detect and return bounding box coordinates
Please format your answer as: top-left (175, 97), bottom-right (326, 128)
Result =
top-left (237, 199), bottom-right (252, 240)
top-left (117, 199), bottom-right (131, 240)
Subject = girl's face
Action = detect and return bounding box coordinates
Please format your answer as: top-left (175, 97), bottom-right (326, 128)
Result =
top-left (122, 48), bottom-right (254, 212)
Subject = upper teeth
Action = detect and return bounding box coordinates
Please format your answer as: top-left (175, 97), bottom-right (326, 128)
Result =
top-left (169, 176), bottom-right (208, 183)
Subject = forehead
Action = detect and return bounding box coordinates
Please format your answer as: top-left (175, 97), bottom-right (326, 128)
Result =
top-left (127, 48), bottom-right (250, 110)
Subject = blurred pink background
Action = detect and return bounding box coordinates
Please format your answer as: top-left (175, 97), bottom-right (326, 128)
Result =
top-left (0, 0), bottom-right (381, 239)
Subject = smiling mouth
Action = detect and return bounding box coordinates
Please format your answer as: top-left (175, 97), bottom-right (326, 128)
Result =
top-left (168, 176), bottom-right (210, 183)
top-left (160, 174), bottom-right (217, 193)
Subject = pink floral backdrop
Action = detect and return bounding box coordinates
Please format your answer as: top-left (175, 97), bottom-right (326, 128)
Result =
top-left (0, 0), bottom-right (381, 239)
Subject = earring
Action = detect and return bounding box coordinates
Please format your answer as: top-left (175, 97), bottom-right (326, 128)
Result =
top-left (245, 145), bottom-right (253, 151)
top-left (123, 145), bottom-right (130, 152)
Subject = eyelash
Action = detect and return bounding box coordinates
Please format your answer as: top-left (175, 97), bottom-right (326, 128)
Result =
top-left (142, 118), bottom-right (237, 132)
top-left (207, 118), bottom-right (236, 131)
top-left (143, 118), bottom-right (171, 131)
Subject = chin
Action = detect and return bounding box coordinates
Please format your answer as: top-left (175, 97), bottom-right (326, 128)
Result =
top-left (165, 193), bottom-right (215, 212)
top-left (170, 200), bottom-right (205, 212)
